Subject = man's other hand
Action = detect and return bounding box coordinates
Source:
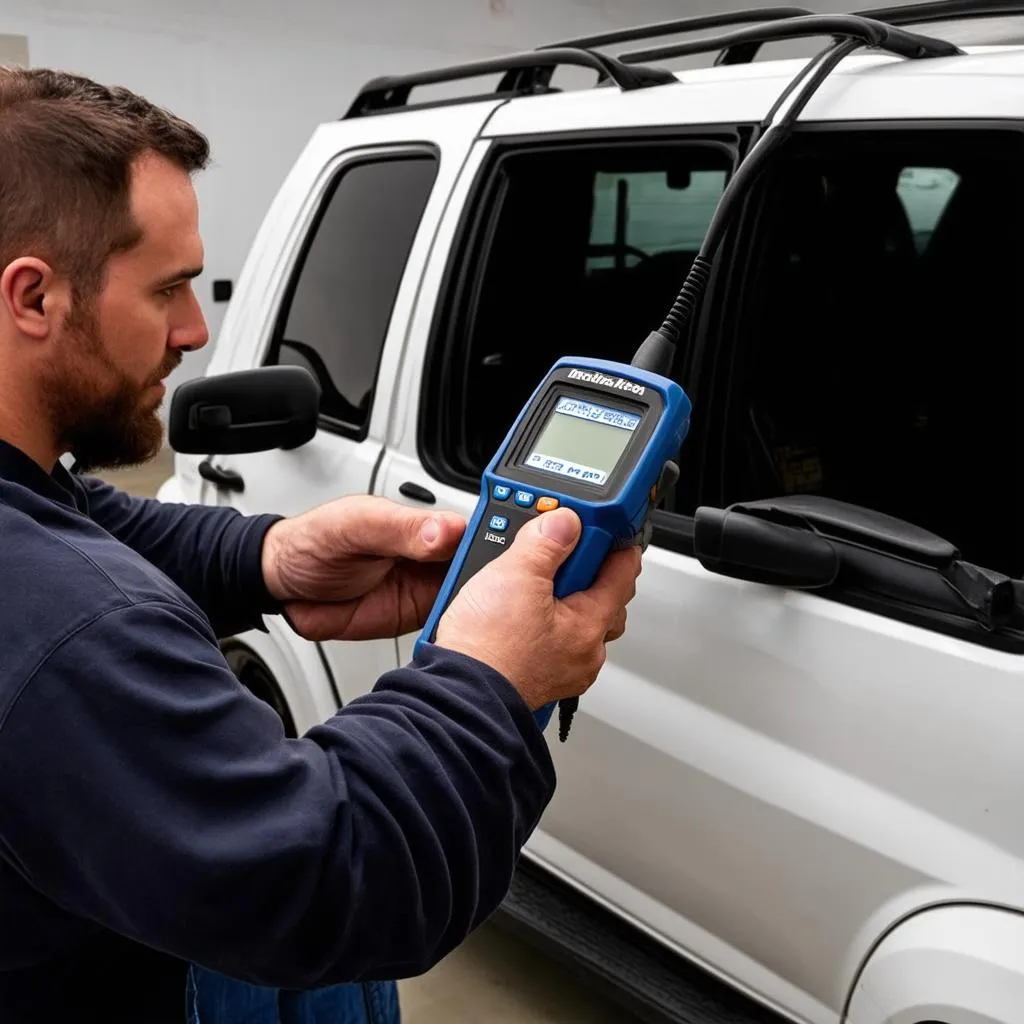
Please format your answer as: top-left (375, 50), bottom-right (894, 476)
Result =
top-left (262, 496), bottom-right (466, 642)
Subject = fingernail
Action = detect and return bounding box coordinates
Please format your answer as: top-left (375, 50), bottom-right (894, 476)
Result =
top-left (540, 508), bottom-right (578, 546)
top-left (421, 518), bottom-right (439, 544)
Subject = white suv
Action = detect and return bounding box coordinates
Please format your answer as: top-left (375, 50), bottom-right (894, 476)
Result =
top-left (159, 4), bottom-right (1024, 1022)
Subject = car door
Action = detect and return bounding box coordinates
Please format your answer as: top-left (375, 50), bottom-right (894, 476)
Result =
top-left (192, 102), bottom-right (505, 703)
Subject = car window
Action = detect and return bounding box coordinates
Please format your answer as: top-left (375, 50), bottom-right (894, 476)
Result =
top-left (424, 141), bottom-right (731, 488)
top-left (268, 153), bottom-right (438, 434)
top-left (587, 169), bottom-right (727, 271)
top-left (717, 130), bottom-right (1024, 577)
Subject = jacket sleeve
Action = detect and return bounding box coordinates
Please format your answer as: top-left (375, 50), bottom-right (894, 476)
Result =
top-left (0, 599), bottom-right (555, 988)
top-left (78, 476), bottom-right (283, 637)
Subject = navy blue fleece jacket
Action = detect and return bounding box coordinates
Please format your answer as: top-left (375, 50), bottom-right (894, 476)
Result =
top-left (0, 441), bottom-right (556, 1023)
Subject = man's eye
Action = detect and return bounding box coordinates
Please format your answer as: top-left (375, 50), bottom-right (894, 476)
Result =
top-left (160, 285), bottom-right (179, 298)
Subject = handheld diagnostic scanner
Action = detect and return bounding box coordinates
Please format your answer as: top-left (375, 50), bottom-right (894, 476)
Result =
top-left (413, 14), bottom-right (957, 740)
top-left (415, 357), bottom-right (691, 736)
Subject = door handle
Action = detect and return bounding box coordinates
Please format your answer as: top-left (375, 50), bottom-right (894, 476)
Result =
top-left (399, 481), bottom-right (436, 504)
top-left (198, 457), bottom-right (245, 493)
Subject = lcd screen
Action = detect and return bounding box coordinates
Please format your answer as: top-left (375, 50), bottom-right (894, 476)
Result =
top-left (524, 396), bottom-right (641, 486)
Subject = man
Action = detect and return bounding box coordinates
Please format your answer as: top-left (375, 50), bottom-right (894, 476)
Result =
top-left (0, 68), bottom-right (641, 1022)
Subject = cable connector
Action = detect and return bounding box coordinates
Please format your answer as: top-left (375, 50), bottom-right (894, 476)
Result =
top-left (630, 329), bottom-right (677, 376)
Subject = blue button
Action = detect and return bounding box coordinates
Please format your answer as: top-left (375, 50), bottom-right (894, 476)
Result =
top-left (514, 490), bottom-right (535, 508)
top-left (492, 485), bottom-right (512, 501)
top-left (488, 515), bottom-right (509, 532)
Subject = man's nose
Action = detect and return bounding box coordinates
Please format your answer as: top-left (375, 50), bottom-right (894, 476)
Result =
top-left (170, 287), bottom-right (211, 353)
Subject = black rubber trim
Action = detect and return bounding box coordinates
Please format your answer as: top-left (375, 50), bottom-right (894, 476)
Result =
top-left (735, 495), bottom-right (957, 568)
top-left (495, 859), bottom-right (788, 1024)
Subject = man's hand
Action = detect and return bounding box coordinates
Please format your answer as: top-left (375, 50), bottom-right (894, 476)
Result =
top-left (436, 507), bottom-right (641, 710)
top-left (261, 496), bottom-right (466, 642)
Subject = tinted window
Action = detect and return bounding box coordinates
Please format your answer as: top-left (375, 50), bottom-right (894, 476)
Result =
top-left (270, 154), bottom-right (438, 431)
top-left (587, 169), bottom-right (727, 271)
top-left (719, 130), bottom-right (1024, 575)
top-left (428, 143), bottom-right (731, 484)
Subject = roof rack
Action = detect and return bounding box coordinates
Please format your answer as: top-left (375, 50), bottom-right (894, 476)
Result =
top-left (618, 14), bottom-right (962, 67)
top-left (543, 7), bottom-right (814, 53)
top-left (343, 46), bottom-right (674, 118)
top-left (859, 0), bottom-right (1024, 28)
top-left (706, 3), bottom-right (1024, 64)
top-left (344, 6), bottom-right (969, 120)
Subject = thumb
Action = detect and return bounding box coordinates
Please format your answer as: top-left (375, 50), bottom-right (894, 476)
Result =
top-left (506, 507), bottom-right (581, 579)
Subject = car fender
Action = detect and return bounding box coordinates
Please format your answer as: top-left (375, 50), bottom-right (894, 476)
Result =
top-left (845, 903), bottom-right (1024, 1024)
top-left (155, 473), bottom-right (186, 505)
top-left (222, 619), bottom-right (340, 736)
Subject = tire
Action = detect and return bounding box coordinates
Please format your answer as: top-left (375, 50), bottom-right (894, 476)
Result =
top-left (221, 641), bottom-right (298, 738)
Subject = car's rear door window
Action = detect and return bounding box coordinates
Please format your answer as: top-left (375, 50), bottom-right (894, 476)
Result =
top-left (709, 127), bottom-right (1024, 577)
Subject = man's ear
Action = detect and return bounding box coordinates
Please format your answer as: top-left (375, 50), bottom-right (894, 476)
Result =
top-left (0, 257), bottom-right (68, 341)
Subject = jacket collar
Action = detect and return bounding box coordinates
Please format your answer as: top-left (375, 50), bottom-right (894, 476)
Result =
top-left (0, 439), bottom-right (86, 512)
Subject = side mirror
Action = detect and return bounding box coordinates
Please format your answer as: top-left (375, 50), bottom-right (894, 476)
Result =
top-left (169, 366), bottom-right (321, 455)
top-left (694, 505), bottom-right (839, 589)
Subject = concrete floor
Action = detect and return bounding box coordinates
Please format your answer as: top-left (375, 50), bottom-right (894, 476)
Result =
top-left (97, 447), bottom-right (640, 1023)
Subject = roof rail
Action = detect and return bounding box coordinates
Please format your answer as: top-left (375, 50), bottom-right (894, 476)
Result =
top-left (708, 2), bottom-right (1023, 64)
top-left (343, 46), bottom-right (674, 118)
top-left (342, 5), bottom-right (976, 120)
top-left (618, 13), bottom-right (962, 67)
top-left (543, 7), bottom-right (814, 52)
top-left (858, 0), bottom-right (1024, 28)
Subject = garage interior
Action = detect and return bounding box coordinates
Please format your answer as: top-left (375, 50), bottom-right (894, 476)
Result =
top-left (23, 0), bottom-right (979, 1018)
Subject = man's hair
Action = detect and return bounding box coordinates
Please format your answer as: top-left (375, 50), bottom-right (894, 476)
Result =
top-left (0, 67), bottom-right (210, 300)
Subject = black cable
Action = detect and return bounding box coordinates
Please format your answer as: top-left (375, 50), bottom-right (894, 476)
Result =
top-left (657, 37), bottom-right (861, 348)
top-left (628, 37), bottom-right (864, 380)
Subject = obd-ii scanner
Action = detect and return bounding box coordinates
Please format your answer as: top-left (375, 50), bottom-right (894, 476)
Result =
top-left (415, 359), bottom-right (690, 739)
top-left (411, 15), bottom-right (962, 741)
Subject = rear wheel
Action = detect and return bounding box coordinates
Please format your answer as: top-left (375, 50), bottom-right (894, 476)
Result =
top-left (221, 641), bottom-right (298, 738)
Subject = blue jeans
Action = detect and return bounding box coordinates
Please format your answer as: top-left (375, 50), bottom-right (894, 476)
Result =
top-left (186, 966), bottom-right (401, 1024)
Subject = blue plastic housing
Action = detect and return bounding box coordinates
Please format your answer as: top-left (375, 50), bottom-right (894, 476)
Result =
top-left (414, 356), bottom-right (692, 732)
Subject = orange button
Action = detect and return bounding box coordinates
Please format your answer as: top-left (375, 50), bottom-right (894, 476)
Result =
top-left (536, 496), bottom-right (560, 513)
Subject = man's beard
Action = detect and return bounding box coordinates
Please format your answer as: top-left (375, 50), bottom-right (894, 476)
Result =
top-left (41, 302), bottom-right (180, 474)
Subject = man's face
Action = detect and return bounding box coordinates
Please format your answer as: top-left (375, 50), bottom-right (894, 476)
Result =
top-left (43, 151), bottom-right (209, 472)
